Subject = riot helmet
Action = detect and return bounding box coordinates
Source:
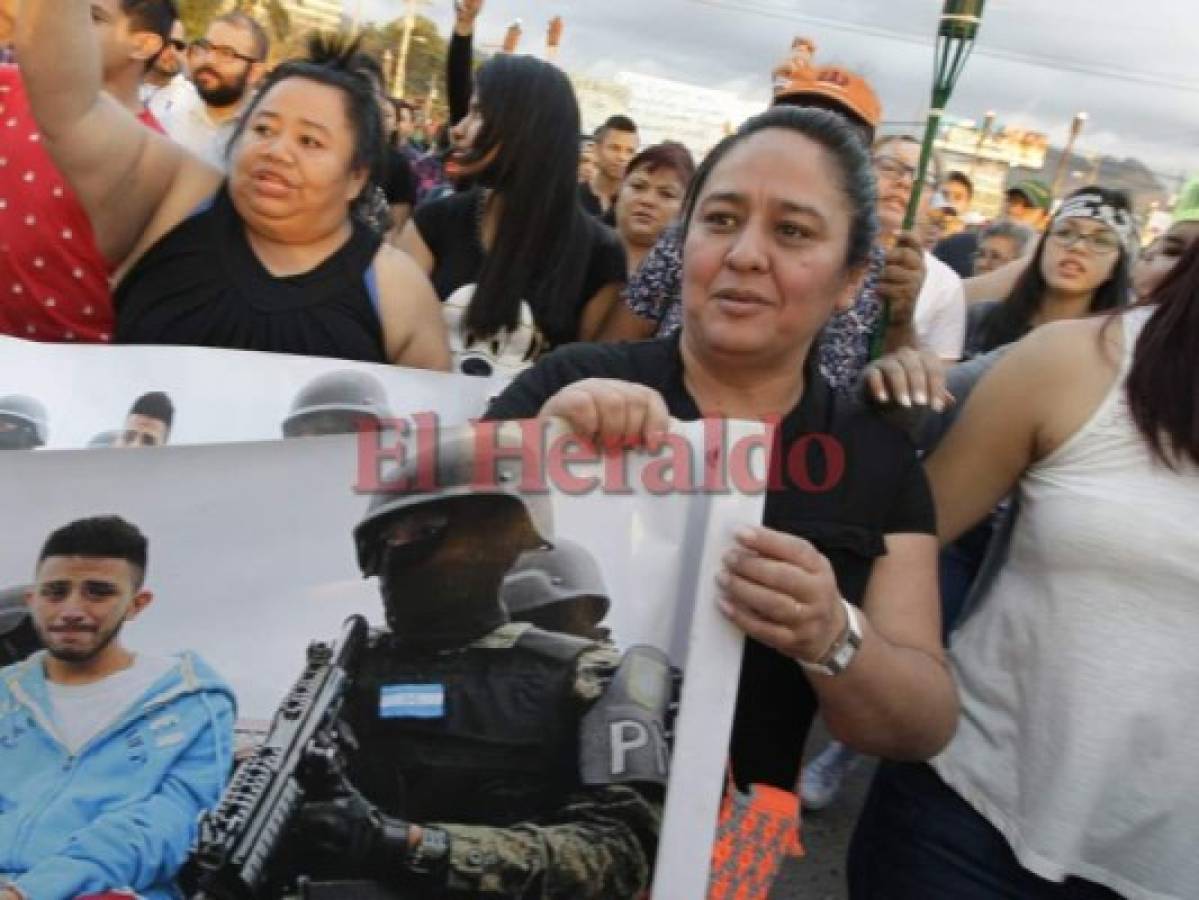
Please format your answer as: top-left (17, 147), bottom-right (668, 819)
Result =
top-left (0, 584), bottom-right (39, 667)
top-left (0, 395), bottom-right (48, 450)
top-left (282, 370), bottom-right (394, 439)
top-left (353, 422), bottom-right (553, 650)
top-left (500, 540), bottom-right (611, 640)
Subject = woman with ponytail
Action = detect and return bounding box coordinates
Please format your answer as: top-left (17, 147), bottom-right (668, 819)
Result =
top-left (14, 11), bottom-right (449, 367)
top-left (398, 54), bottom-right (627, 378)
top-left (850, 240), bottom-right (1199, 899)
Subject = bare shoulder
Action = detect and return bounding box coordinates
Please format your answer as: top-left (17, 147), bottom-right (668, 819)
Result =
top-left (372, 241), bottom-right (436, 298)
top-left (999, 314), bottom-right (1126, 458)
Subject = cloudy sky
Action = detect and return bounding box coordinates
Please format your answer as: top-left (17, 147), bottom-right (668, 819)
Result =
top-left (360, 0), bottom-right (1197, 192)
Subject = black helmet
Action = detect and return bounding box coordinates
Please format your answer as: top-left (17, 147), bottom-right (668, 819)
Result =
top-left (0, 584), bottom-right (40, 667)
top-left (354, 422), bottom-right (553, 577)
top-left (0, 395), bottom-right (48, 449)
top-left (282, 370), bottom-right (393, 438)
top-left (0, 584), bottom-right (29, 636)
top-left (500, 540), bottom-right (610, 631)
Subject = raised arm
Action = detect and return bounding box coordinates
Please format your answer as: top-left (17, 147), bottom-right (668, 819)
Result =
top-left (15, 0), bottom-right (221, 269)
top-left (447, 0), bottom-right (481, 124)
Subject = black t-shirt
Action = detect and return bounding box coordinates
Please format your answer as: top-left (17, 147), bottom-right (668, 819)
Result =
top-left (933, 230), bottom-right (979, 280)
top-left (578, 182), bottom-right (617, 227)
top-left (484, 337), bottom-right (936, 789)
top-left (381, 146), bottom-right (416, 207)
top-left (413, 187), bottom-right (627, 347)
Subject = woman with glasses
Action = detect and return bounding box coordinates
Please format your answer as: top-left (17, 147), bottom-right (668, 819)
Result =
top-left (966, 186), bottom-right (1132, 358)
top-left (14, 6), bottom-right (450, 369)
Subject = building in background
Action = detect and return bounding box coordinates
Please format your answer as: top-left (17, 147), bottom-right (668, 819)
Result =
top-left (279, 0), bottom-right (346, 35)
top-left (572, 70), bottom-right (759, 158)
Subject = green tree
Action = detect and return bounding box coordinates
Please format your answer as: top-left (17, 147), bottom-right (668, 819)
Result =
top-left (358, 15), bottom-right (448, 115)
top-left (175, 0), bottom-right (290, 50)
top-left (175, 0), bottom-right (225, 38)
top-left (238, 0), bottom-right (290, 53)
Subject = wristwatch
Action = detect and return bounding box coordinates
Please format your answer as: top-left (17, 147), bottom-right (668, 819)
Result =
top-left (405, 825), bottom-right (452, 875)
top-left (797, 599), bottom-right (863, 677)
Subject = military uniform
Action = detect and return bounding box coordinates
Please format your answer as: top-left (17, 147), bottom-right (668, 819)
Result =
top-left (340, 622), bottom-right (660, 898)
top-left (287, 423), bottom-right (672, 899)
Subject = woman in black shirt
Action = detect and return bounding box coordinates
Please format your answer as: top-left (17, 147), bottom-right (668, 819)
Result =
top-left (400, 54), bottom-right (626, 378)
top-left (16, 23), bottom-right (449, 367)
top-left (486, 108), bottom-right (958, 803)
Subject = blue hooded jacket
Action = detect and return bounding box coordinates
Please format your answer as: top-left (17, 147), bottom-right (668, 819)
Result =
top-left (0, 651), bottom-right (236, 900)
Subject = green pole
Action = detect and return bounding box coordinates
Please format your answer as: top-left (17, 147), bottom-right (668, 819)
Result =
top-left (871, 0), bottom-right (985, 359)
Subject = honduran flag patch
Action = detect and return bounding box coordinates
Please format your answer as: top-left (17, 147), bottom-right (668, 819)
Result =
top-left (379, 683), bottom-right (446, 719)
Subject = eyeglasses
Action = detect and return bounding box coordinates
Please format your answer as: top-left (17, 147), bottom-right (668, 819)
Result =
top-left (167, 39), bottom-right (187, 52)
top-left (1048, 223), bottom-right (1122, 255)
top-left (189, 38), bottom-right (260, 64)
top-left (873, 156), bottom-right (937, 189)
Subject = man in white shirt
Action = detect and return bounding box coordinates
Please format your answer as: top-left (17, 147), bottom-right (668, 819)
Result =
top-left (140, 18), bottom-right (194, 121)
top-left (158, 11), bottom-right (267, 169)
top-left (0, 516), bottom-right (234, 900)
top-left (872, 135), bottom-right (966, 360)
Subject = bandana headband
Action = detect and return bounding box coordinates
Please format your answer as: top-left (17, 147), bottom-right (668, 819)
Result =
top-left (1053, 192), bottom-right (1136, 247)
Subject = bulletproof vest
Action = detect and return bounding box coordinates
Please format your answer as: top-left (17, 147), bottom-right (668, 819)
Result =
top-left (345, 626), bottom-right (595, 826)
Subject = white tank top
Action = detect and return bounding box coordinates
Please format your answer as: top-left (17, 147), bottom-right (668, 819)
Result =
top-left (932, 306), bottom-right (1199, 900)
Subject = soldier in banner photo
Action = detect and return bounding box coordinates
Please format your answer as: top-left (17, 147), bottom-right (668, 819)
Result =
top-left (0, 584), bottom-right (39, 668)
top-left (500, 540), bottom-right (613, 642)
top-left (281, 370), bottom-right (394, 439)
top-left (0, 395), bottom-right (48, 451)
top-left (284, 426), bottom-right (672, 899)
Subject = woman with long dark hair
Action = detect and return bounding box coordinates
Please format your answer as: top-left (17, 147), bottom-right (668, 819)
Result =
top-left (399, 54), bottom-right (625, 378)
top-left (850, 238), bottom-right (1199, 900)
top-left (967, 186), bottom-right (1133, 356)
top-left (486, 106), bottom-right (959, 882)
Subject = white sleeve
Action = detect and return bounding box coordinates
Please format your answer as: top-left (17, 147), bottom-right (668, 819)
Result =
top-left (913, 255), bottom-right (966, 360)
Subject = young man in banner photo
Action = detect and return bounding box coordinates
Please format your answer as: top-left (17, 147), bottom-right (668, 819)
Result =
top-left (0, 517), bottom-right (235, 900)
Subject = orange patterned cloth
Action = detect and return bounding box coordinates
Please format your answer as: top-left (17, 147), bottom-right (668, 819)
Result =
top-left (707, 779), bottom-right (804, 900)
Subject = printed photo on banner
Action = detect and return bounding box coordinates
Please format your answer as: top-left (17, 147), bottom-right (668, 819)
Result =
top-left (0, 337), bottom-right (506, 450)
top-left (0, 419), bottom-right (766, 898)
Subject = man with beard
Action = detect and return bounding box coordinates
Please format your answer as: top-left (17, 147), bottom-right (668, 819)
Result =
top-left (141, 18), bottom-right (196, 123)
top-left (159, 11), bottom-right (267, 169)
top-left (285, 426), bottom-right (667, 898)
top-left (0, 516), bottom-right (235, 900)
top-left (1, 0), bottom-right (175, 343)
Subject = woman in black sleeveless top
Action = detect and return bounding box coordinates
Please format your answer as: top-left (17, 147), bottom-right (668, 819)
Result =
top-left (18, 27), bottom-right (449, 368)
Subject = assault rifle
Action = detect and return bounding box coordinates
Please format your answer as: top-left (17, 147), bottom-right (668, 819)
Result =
top-left (182, 614), bottom-right (370, 900)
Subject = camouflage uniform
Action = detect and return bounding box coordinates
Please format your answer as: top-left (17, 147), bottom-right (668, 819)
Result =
top-left (429, 626), bottom-right (659, 898)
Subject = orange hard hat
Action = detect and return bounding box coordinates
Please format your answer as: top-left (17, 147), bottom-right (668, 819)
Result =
top-left (772, 63), bottom-right (883, 130)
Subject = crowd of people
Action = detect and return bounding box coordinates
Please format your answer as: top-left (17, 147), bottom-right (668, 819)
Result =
top-left (2, 0), bottom-right (1198, 897)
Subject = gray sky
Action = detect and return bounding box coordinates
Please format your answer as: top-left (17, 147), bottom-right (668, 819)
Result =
top-left (363, 0), bottom-right (1197, 191)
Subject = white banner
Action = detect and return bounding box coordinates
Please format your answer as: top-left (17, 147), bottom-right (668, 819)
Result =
top-left (1, 416), bottom-right (767, 897)
top-left (0, 336), bottom-right (503, 449)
